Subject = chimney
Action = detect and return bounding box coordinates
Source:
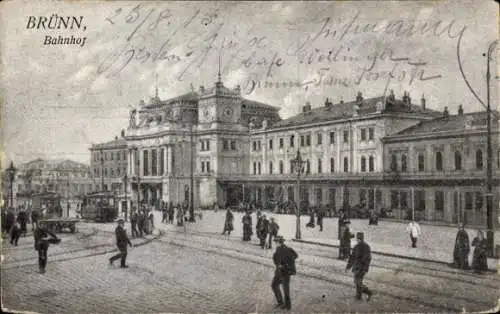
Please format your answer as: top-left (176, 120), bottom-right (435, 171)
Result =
top-left (356, 92), bottom-right (363, 102)
top-left (443, 106), bottom-right (449, 118)
top-left (421, 94), bottom-right (426, 110)
top-left (324, 98), bottom-right (332, 108)
top-left (303, 101), bottom-right (312, 113)
top-left (121, 129), bottom-right (125, 137)
top-left (458, 104), bottom-right (464, 116)
top-left (199, 85), bottom-right (205, 93)
top-left (402, 91), bottom-right (411, 106)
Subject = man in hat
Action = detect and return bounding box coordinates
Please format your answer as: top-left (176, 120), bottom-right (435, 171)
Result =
top-left (33, 221), bottom-right (60, 273)
top-left (267, 217), bottom-right (279, 249)
top-left (271, 236), bottom-right (298, 310)
top-left (109, 218), bottom-right (132, 268)
top-left (258, 214), bottom-right (269, 249)
top-left (346, 232), bottom-right (373, 301)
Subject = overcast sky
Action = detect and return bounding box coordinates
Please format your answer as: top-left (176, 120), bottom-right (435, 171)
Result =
top-left (1, 0), bottom-right (498, 166)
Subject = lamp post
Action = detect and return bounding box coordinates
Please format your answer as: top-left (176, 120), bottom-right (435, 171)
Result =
top-left (123, 174), bottom-right (128, 221)
top-left (100, 148), bottom-right (105, 191)
top-left (483, 40), bottom-right (498, 257)
top-left (291, 150), bottom-right (306, 240)
top-left (188, 123), bottom-right (195, 222)
top-left (6, 161), bottom-right (17, 209)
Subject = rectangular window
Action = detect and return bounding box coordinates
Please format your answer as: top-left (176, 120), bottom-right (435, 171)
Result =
top-left (258, 162), bottom-right (261, 175)
top-left (206, 161), bottom-right (210, 173)
top-left (252, 141), bottom-right (256, 151)
top-left (400, 190), bottom-right (408, 209)
top-left (253, 162), bottom-right (257, 175)
top-left (435, 191), bottom-right (444, 212)
top-left (201, 162), bottom-right (205, 173)
top-left (143, 150), bottom-right (149, 176)
top-left (160, 149), bottom-right (165, 175)
top-left (317, 159), bottom-right (322, 173)
top-left (330, 157), bottom-right (335, 173)
top-left (151, 149), bottom-right (157, 176)
top-left (290, 160), bottom-right (294, 174)
top-left (418, 153), bottom-right (425, 172)
top-left (475, 191), bottom-right (483, 212)
top-left (368, 128), bottom-right (374, 140)
top-left (269, 162), bottom-right (273, 174)
top-left (290, 135), bottom-right (295, 147)
top-left (465, 192), bottom-right (473, 210)
top-left (224, 140), bottom-right (230, 151)
top-left (360, 189), bottom-right (367, 205)
top-left (279, 161), bottom-right (284, 174)
top-left (329, 132), bottom-right (335, 144)
top-left (200, 141), bottom-right (205, 151)
top-left (343, 130), bottom-right (349, 143)
top-left (279, 138), bottom-right (284, 149)
top-left (288, 186), bottom-right (294, 202)
top-left (300, 135), bottom-right (305, 147)
top-left (230, 140), bottom-right (236, 150)
top-left (206, 140), bottom-right (210, 151)
top-left (360, 129), bottom-right (366, 141)
top-left (414, 190), bottom-right (426, 211)
top-left (317, 133), bottom-right (323, 145)
top-left (329, 188), bottom-right (336, 210)
top-left (258, 141), bottom-right (261, 151)
top-left (269, 139), bottom-right (273, 150)
top-left (306, 135), bottom-right (311, 146)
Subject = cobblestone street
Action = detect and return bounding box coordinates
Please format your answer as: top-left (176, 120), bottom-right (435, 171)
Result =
top-left (2, 221), bottom-right (499, 313)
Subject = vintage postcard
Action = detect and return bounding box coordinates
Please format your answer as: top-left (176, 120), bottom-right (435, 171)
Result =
top-left (1, 0), bottom-right (499, 313)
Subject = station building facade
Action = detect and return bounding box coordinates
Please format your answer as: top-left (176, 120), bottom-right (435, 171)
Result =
top-left (103, 77), bottom-right (499, 227)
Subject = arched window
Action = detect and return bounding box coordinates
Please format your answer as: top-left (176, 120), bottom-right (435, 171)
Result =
top-left (369, 156), bottom-right (375, 172)
top-left (360, 156), bottom-right (367, 172)
top-left (401, 154), bottom-right (407, 172)
top-left (436, 151), bottom-right (443, 171)
top-left (344, 157), bottom-right (349, 172)
top-left (455, 151), bottom-right (462, 170)
top-left (476, 149), bottom-right (483, 170)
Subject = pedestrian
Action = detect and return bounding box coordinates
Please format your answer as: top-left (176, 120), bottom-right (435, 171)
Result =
top-left (267, 217), bottom-right (279, 249)
top-left (338, 211), bottom-right (348, 240)
top-left (33, 221), bottom-right (60, 273)
top-left (10, 221), bottom-right (21, 246)
top-left (259, 215), bottom-right (269, 249)
top-left (339, 220), bottom-right (354, 260)
top-left (256, 213), bottom-right (263, 240)
top-left (242, 211), bottom-right (252, 241)
top-left (452, 223), bottom-right (470, 269)
top-left (130, 210), bottom-right (139, 238)
top-left (306, 207), bottom-right (315, 228)
top-left (17, 209), bottom-right (28, 237)
top-left (148, 210), bottom-right (155, 233)
top-left (168, 202), bottom-right (174, 224)
top-left (5, 209), bottom-right (15, 237)
top-left (222, 208), bottom-right (234, 235)
top-left (271, 236), bottom-right (298, 310)
top-left (368, 210), bottom-right (378, 225)
top-left (317, 208), bottom-right (324, 232)
top-left (137, 210), bottom-right (145, 236)
top-left (471, 230), bottom-right (488, 274)
top-left (346, 232), bottom-right (373, 301)
top-left (406, 219), bottom-right (421, 248)
top-left (31, 210), bottom-right (39, 231)
top-left (109, 218), bottom-right (133, 268)
top-left (162, 205), bottom-right (167, 223)
top-left (1, 209), bottom-right (6, 237)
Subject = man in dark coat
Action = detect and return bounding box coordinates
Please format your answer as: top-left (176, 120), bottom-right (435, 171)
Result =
top-left (338, 211), bottom-right (348, 239)
top-left (31, 210), bottom-right (40, 231)
top-left (4, 209), bottom-right (15, 236)
top-left (34, 222), bottom-right (59, 273)
top-left (109, 218), bottom-right (132, 268)
top-left (10, 221), bottom-right (21, 246)
top-left (222, 208), bottom-right (234, 235)
top-left (346, 232), bottom-right (373, 301)
top-left (267, 217), bottom-right (279, 249)
top-left (242, 211), bottom-right (252, 241)
top-left (130, 210), bottom-right (139, 238)
top-left (316, 208), bottom-right (325, 231)
top-left (17, 210), bottom-right (28, 237)
top-left (452, 223), bottom-right (470, 269)
top-left (339, 221), bottom-right (354, 260)
top-left (258, 215), bottom-right (269, 249)
top-left (271, 236), bottom-right (298, 310)
top-left (137, 210), bottom-right (145, 237)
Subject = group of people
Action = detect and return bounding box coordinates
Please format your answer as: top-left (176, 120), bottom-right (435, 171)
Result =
top-left (129, 207), bottom-right (155, 238)
top-left (1, 207), bottom-right (30, 246)
top-left (236, 209), bottom-right (280, 249)
top-left (452, 223), bottom-right (489, 274)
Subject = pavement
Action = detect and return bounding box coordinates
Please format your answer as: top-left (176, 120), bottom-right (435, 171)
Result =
top-left (150, 210), bottom-right (500, 271)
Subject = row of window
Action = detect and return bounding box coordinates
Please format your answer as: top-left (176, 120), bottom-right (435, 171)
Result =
top-left (200, 140), bottom-right (210, 151)
top-left (200, 161), bottom-right (211, 173)
top-left (93, 167), bottom-right (127, 178)
top-left (223, 139), bottom-right (237, 151)
top-left (252, 156), bottom-right (376, 175)
top-left (258, 128), bottom-right (375, 152)
top-left (142, 149), bottom-right (166, 176)
top-left (390, 190), bottom-right (484, 212)
top-left (390, 149), bottom-right (486, 172)
top-left (93, 150), bottom-right (126, 162)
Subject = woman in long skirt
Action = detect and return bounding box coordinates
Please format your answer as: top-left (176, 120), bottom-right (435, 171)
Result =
top-left (471, 230), bottom-right (488, 274)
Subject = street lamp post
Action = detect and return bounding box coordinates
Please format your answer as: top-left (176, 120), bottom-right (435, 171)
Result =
top-left (6, 161), bottom-right (17, 209)
top-left (484, 40), bottom-right (498, 257)
top-left (123, 174), bottom-right (128, 221)
top-left (291, 150), bottom-right (306, 240)
top-left (188, 123), bottom-right (195, 222)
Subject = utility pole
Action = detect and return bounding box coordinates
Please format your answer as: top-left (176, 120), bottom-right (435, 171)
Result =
top-left (100, 148), bottom-right (105, 192)
top-left (484, 40), bottom-right (498, 257)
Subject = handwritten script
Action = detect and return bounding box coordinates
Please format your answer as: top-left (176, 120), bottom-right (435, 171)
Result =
top-left (97, 4), bottom-right (470, 95)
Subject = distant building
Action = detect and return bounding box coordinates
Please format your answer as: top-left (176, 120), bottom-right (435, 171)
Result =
top-left (5, 158), bottom-right (92, 214)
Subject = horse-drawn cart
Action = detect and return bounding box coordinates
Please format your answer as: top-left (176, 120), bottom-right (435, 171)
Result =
top-left (31, 192), bottom-right (80, 233)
